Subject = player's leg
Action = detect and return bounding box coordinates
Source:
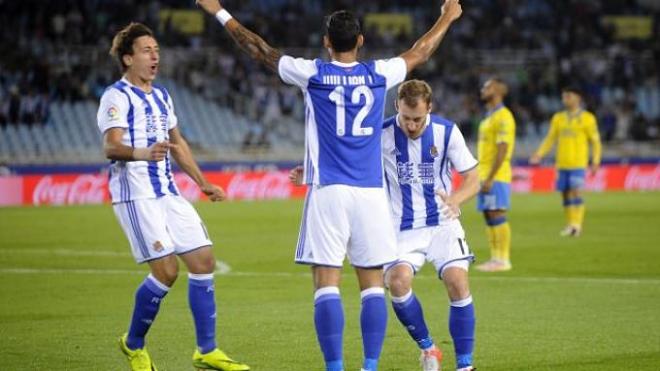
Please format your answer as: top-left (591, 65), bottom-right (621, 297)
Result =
top-left (476, 209), bottom-right (511, 272)
top-left (113, 199), bottom-right (178, 370)
top-left (349, 187), bottom-right (398, 371)
top-left (441, 265), bottom-right (476, 371)
top-left (166, 196), bottom-right (249, 370)
top-left (355, 267), bottom-right (388, 371)
top-left (386, 261), bottom-right (442, 371)
top-left (313, 266), bottom-right (345, 371)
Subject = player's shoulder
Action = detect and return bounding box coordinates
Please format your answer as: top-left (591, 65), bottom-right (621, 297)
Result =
top-left (152, 83), bottom-right (170, 97)
top-left (100, 81), bottom-right (130, 103)
top-left (382, 115), bottom-right (398, 129)
top-left (581, 110), bottom-right (597, 121)
top-left (430, 114), bottom-right (455, 128)
top-left (551, 110), bottom-right (565, 121)
top-left (498, 106), bottom-right (515, 121)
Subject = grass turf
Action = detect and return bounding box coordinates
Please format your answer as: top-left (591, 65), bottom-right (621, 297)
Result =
top-left (0, 191), bottom-right (659, 370)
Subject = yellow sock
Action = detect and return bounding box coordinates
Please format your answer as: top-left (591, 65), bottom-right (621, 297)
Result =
top-left (486, 226), bottom-right (499, 260)
top-left (493, 223), bottom-right (511, 262)
top-left (574, 204), bottom-right (585, 228)
top-left (564, 206), bottom-right (573, 226)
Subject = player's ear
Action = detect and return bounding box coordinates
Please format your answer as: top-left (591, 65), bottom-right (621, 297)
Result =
top-left (394, 99), bottom-right (400, 112)
top-left (122, 54), bottom-right (133, 69)
top-left (356, 34), bottom-right (364, 49)
top-left (323, 35), bottom-right (332, 50)
top-left (427, 102), bottom-right (433, 113)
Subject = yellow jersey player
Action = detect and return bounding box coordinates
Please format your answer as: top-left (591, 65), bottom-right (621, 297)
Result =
top-left (530, 86), bottom-right (602, 237)
top-left (475, 78), bottom-right (515, 272)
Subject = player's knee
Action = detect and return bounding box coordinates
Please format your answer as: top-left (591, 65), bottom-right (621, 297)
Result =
top-left (386, 267), bottom-right (413, 296)
top-left (444, 276), bottom-right (470, 301)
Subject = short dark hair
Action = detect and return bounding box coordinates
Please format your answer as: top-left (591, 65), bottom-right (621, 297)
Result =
top-left (109, 23), bottom-right (155, 72)
top-left (325, 10), bottom-right (361, 53)
top-left (562, 85), bottom-right (583, 97)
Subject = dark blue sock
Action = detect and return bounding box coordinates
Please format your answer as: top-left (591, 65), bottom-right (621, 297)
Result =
top-left (449, 296), bottom-right (476, 369)
top-left (188, 273), bottom-right (217, 354)
top-left (314, 287), bottom-right (344, 371)
top-left (361, 288), bottom-right (387, 371)
top-left (126, 274), bottom-right (169, 350)
top-left (391, 291), bottom-right (434, 350)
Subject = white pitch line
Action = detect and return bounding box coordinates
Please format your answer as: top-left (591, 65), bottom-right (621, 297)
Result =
top-left (0, 267), bottom-right (658, 285)
top-left (0, 248), bottom-right (131, 257)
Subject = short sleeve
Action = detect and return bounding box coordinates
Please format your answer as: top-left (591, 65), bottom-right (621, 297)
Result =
top-left (495, 110), bottom-right (515, 145)
top-left (374, 57), bottom-right (407, 90)
top-left (447, 126), bottom-right (478, 173)
top-left (166, 93), bottom-right (178, 129)
top-left (278, 55), bottom-right (318, 88)
top-left (97, 89), bottom-right (129, 134)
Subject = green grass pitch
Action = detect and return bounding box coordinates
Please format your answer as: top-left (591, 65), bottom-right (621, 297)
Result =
top-left (1, 191), bottom-right (659, 370)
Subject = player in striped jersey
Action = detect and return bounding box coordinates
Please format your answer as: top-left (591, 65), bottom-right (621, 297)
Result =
top-left (198, 1), bottom-right (463, 370)
top-left (290, 80), bottom-right (480, 371)
top-left (97, 23), bottom-right (248, 371)
top-left (530, 86), bottom-right (602, 237)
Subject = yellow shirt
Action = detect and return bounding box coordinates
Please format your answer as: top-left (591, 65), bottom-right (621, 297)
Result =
top-left (535, 110), bottom-right (602, 169)
top-left (478, 105), bottom-right (516, 183)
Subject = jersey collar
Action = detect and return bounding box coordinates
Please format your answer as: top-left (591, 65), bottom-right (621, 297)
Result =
top-left (330, 60), bottom-right (359, 67)
top-left (485, 103), bottom-right (505, 117)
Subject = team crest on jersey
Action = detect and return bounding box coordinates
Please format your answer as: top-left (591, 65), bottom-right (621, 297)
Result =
top-left (430, 145), bottom-right (439, 158)
top-left (153, 241), bottom-right (164, 252)
top-left (107, 106), bottom-right (119, 121)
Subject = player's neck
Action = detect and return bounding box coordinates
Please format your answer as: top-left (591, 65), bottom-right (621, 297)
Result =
top-left (566, 106), bottom-right (581, 115)
top-left (330, 50), bottom-right (358, 64)
top-left (486, 99), bottom-right (503, 111)
top-left (124, 73), bottom-right (153, 93)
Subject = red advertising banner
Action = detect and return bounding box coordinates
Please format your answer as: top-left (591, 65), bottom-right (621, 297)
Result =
top-left (1, 165), bottom-right (658, 207)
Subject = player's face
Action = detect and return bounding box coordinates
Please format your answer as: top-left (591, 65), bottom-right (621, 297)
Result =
top-left (562, 91), bottom-right (581, 109)
top-left (397, 99), bottom-right (431, 139)
top-left (125, 36), bottom-right (160, 82)
top-left (480, 80), bottom-right (495, 101)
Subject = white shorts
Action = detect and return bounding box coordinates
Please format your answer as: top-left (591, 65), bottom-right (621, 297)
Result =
top-left (113, 195), bottom-right (212, 264)
top-left (295, 184), bottom-right (397, 268)
top-left (385, 219), bottom-right (475, 278)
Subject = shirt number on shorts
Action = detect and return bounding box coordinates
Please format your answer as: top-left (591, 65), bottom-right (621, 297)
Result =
top-left (329, 85), bottom-right (374, 137)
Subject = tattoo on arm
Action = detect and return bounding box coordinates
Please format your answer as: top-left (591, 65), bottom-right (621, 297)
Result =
top-left (227, 22), bottom-right (282, 72)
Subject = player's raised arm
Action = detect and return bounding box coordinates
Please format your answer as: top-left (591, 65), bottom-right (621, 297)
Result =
top-left (196, 0), bottom-right (282, 72)
top-left (399, 0), bottom-right (462, 73)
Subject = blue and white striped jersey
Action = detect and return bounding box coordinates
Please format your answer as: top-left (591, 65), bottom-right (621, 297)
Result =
top-left (278, 56), bottom-right (407, 187)
top-left (97, 78), bottom-right (179, 203)
top-left (382, 114), bottom-right (478, 231)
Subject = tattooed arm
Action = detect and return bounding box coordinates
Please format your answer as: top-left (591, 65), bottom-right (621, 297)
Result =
top-left (196, 0), bottom-right (282, 72)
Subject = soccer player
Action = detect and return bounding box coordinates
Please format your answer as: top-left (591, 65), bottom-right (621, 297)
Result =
top-left (196, 1), bottom-right (463, 370)
top-left (530, 86), bottom-right (602, 237)
top-left (475, 78), bottom-right (516, 272)
top-left (97, 23), bottom-right (249, 371)
top-left (290, 80), bottom-right (479, 371)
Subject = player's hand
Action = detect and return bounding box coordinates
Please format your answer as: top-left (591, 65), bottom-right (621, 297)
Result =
top-left (590, 164), bottom-right (600, 176)
top-left (441, 0), bottom-right (463, 23)
top-left (288, 165), bottom-right (304, 186)
top-left (196, 0), bottom-right (222, 15)
top-left (201, 182), bottom-right (226, 202)
top-left (134, 141), bottom-right (175, 162)
top-left (529, 154), bottom-right (541, 165)
top-left (437, 190), bottom-right (461, 220)
top-left (480, 179), bottom-right (493, 194)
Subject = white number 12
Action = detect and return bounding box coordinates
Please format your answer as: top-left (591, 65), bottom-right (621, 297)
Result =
top-left (329, 85), bottom-right (374, 137)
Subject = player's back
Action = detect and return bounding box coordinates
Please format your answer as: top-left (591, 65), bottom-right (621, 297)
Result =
top-left (278, 56), bottom-right (407, 187)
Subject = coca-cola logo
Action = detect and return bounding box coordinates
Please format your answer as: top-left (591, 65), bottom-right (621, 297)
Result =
top-left (226, 172), bottom-right (293, 200)
top-left (173, 173), bottom-right (201, 202)
top-left (624, 166), bottom-right (660, 190)
top-left (32, 175), bottom-right (107, 206)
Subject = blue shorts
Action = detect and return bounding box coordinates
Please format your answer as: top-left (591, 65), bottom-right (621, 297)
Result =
top-left (477, 181), bottom-right (511, 211)
top-left (556, 169), bottom-right (586, 192)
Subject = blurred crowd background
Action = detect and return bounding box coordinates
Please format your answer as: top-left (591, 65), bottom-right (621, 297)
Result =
top-left (0, 0), bottom-right (658, 162)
